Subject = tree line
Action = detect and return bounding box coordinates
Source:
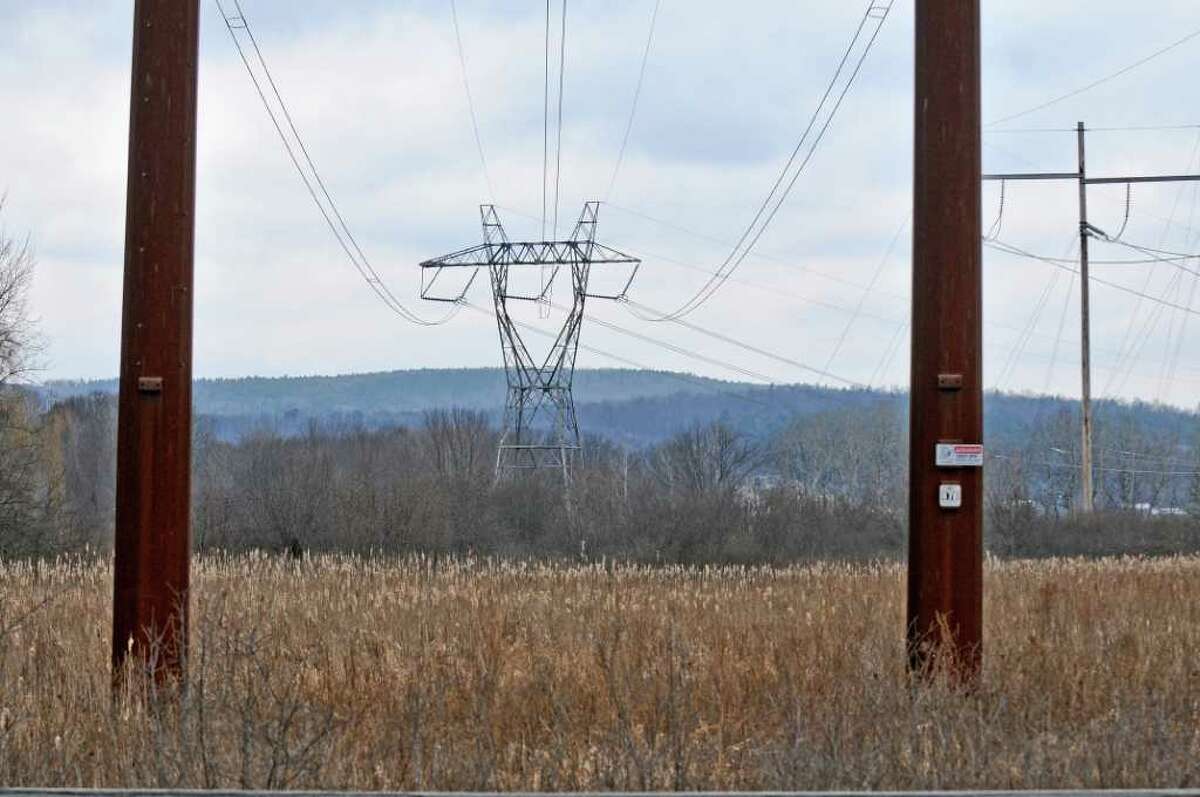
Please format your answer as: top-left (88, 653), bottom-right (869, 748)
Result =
top-left (1, 391), bottom-right (1197, 562)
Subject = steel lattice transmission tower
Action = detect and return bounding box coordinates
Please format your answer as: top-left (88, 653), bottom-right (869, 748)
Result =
top-left (420, 202), bottom-right (640, 478)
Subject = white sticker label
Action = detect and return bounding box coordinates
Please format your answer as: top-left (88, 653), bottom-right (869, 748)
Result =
top-left (939, 483), bottom-right (963, 509)
top-left (936, 443), bottom-right (984, 468)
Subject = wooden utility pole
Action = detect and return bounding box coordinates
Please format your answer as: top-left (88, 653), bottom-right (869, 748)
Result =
top-left (985, 125), bottom-right (1200, 513)
top-left (908, 0), bottom-right (984, 678)
top-left (1076, 122), bottom-right (1095, 511)
top-left (112, 0), bottom-right (200, 680)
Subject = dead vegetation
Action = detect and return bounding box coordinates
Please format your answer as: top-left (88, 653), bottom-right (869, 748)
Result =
top-left (0, 553), bottom-right (1197, 789)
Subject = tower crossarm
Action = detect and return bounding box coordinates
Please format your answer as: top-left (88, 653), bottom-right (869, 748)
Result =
top-left (419, 241), bottom-right (639, 269)
top-left (417, 202), bottom-right (642, 479)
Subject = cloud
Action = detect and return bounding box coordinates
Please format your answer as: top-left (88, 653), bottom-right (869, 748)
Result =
top-left (2, 1), bottom-right (1199, 408)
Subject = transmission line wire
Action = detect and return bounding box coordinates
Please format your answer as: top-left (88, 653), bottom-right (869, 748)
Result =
top-left (550, 301), bottom-right (779, 384)
top-left (605, 201), bottom-right (909, 301)
top-left (552, 0), bottom-right (568, 239)
top-left (462, 302), bottom-right (778, 407)
top-left (868, 321), bottom-right (908, 388)
top-left (600, 202), bottom-right (1127, 354)
top-left (823, 216), bottom-right (907, 371)
top-left (542, 0), bottom-right (551, 240)
top-left (988, 24), bottom-right (1200, 126)
top-left (640, 0), bottom-right (894, 322)
top-left (621, 298), bottom-right (865, 387)
top-left (450, 0), bottom-right (496, 203)
top-left (617, 240), bottom-right (906, 327)
top-left (605, 0), bottom-right (663, 203)
top-left (606, 202), bottom-right (1132, 355)
top-left (216, 0), bottom-right (458, 327)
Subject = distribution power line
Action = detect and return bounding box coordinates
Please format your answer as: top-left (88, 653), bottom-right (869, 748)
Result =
top-left (988, 23), bottom-right (1200, 126)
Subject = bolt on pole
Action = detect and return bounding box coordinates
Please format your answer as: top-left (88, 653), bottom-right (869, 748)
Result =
top-left (908, 0), bottom-right (984, 679)
top-left (112, 0), bottom-right (200, 681)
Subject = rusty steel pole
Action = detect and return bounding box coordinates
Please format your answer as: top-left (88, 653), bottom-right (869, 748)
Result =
top-left (112, 0), bottom-right (200, 680)
top-left (908, 0), bottom-right (983, 678)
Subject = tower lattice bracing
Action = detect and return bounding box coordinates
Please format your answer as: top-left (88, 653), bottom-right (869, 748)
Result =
top-left (420, 202), bottom-right (640, 479)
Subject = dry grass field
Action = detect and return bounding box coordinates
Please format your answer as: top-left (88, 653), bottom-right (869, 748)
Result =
top-left (0, 553), bottom-right (1197, 790)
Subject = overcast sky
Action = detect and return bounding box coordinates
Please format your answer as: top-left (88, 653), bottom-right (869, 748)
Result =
top-left (3, 1), bottom-right (1200, 408)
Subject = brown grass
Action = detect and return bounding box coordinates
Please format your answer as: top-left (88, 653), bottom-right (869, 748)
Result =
top-left (0, 553), bottom-right (1197, 790)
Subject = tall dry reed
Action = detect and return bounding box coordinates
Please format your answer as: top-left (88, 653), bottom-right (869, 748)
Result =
top-left (0, 553), bottom-right (1197, 789)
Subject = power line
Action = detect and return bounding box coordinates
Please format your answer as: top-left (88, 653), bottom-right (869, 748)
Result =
top-left (645, 0), bottom-right (895, 321)
top-left (599, 202), bottom-right (1136, 355)
top-left (988, 24), bottom-right (1200, 126)
top-left (622, 298), bottom-right (865, 387)
top-left (984, 179), bottom-right (1006, 241)
top-left (868, 321), bottom-right (908, 388)
top-left (990, 451), bottom-right (1200, 478)
top-left (449, 0), bottom-right (496, 203)
top-left (215, 0), bottom-right (458, 327)
top-left (991, 232), bottom-right (1076, 392)
top-left (986, 239), bottom-right (1200, 318)
top-left (1161, 180), bottom-right (1200, 397)
top-left (552, 0), bottom-right (568, 238)
top-left (1042, 272), bottom-right (1075, 396)
top-left (570, 304), bottom-right (780, 385)
top-left (493, 201), bottom-right (911, 332)
top-left (605, 201), bottom-right (910, 302)
top-left (605, 0), bottom-right (662, 203)
top-left (1100, 131), bottom-right (1200, 398)
top-left (1104, 238), bottom-right (1200, 265)
top-left (990, 238), bottom-right (1200, 267)
top-left (987, 124), bottom-right (1200, 134)
top-left (542, 0), bottom-right (551, 239)
top-left (823, 216), bottom-right (907, 371)
top-left (994, 268), bottom-right (1062, 390)
top-left (461, 301), bottom-right (777, 408)
top-left (617, 240), bottom-right (906, 327)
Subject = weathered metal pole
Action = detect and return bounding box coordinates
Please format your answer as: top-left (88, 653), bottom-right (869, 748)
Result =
top-left (908, 0), bottom-right (984, 678)
top-left (1076, 121), bottom-right (1095, 512)
top-left (112, 0), bottom-right (200, 680)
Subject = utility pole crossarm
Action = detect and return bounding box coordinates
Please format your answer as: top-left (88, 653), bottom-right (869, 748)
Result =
top-left (982, 172), bottom-right (1077, 182)
top-left (1086, 174), bottom-right (1200, 185)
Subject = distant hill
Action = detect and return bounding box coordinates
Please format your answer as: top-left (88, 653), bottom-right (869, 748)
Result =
top-left (37, 367), bottom-right (1198, 450)
top-left (41, 368), bottom-right (743, 416)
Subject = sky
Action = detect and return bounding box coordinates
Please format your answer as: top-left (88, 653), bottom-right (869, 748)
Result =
top-left (2, 1), bottom-right (1200, 408)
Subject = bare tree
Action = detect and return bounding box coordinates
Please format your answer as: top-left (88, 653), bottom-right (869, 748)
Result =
top-left (0, 200), bottom-right (40, 387)
top-left (421, 408), bottom-right (495, 484)
top-left (0, 201), bottom-right (52, 556)
top-left (650, 421), bottom-right (758, 495)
